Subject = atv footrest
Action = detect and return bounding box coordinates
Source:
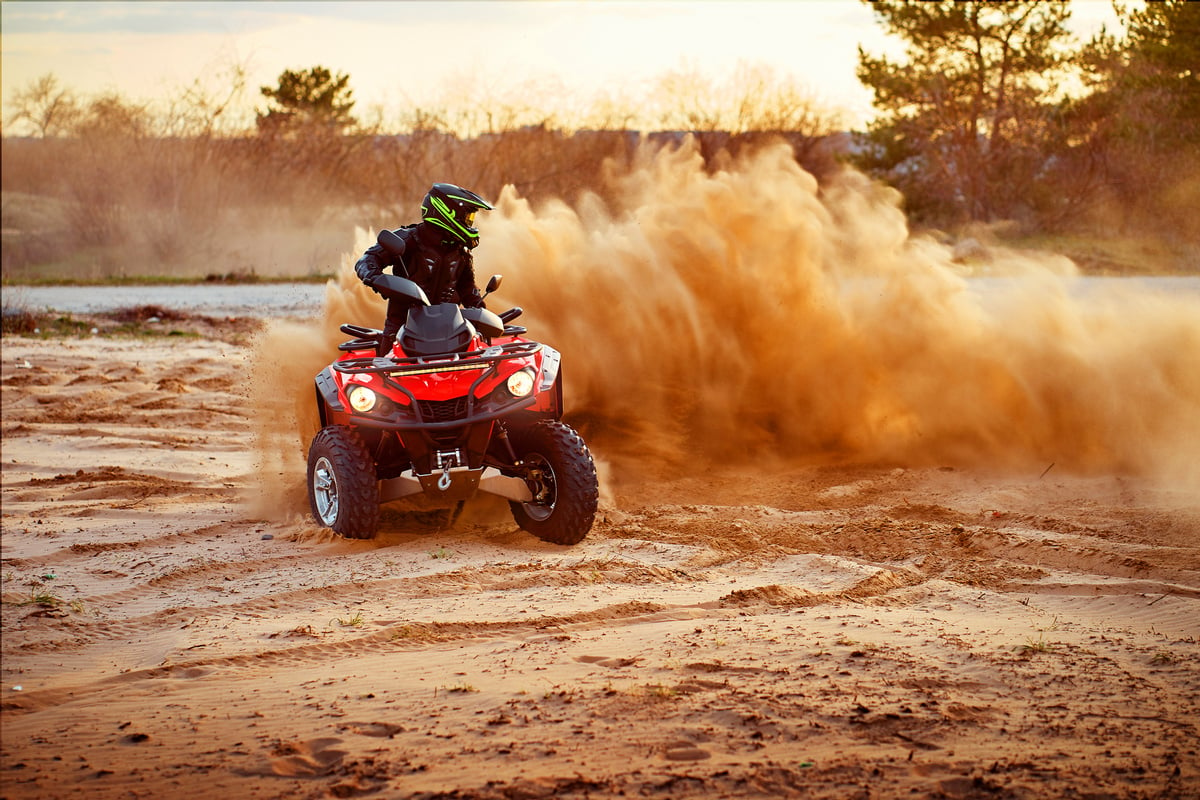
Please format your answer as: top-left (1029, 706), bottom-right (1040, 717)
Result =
top-left (337, 324), bottom-right (384, 352)
top-left (338, 338), bottom-right (380, 352)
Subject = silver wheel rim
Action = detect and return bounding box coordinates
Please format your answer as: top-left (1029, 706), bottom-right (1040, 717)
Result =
top-left (521, 453), bottom-right (556, 522)
top-left (313, 456), bottom-right (339, 526)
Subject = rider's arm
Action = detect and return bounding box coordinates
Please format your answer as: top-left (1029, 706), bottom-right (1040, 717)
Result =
top-left (355, 230), bottom-right (410, 286)
top-left (354, 244), bottom-right (391, 285)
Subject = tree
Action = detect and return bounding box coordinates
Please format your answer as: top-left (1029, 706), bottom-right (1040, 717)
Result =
top-left (1120, 0), bottom-right (1200, 115)
top-left (6, 74), bottom-right (79, 137)
top-left (855, 1), bottom-right (1077, 225)
top-left (1086, 1), bottom-right (1199, 147)
top-left (1067, 0), bottom-right (1200, 240)
top-left (72, 92), bottom-right (152, 140)
top-left (648, 62), bottom-right (848, 174)
top-left (257, 66), bottom-right (356, 136)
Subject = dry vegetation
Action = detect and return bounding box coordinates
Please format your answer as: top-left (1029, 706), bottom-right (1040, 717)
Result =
top-left (3, 41), bottom-right (1197, 283)
top-left (1, 67), bottom-right (850, 282)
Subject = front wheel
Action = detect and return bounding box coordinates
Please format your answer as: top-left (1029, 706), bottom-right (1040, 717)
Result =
top-left (307, 426), bottom-right (379, 539)
top-left (507, 421), bottom-right (598, 545)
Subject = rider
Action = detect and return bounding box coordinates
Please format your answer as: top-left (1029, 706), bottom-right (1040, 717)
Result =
top-left (354, 183), bottom-right (493, 355)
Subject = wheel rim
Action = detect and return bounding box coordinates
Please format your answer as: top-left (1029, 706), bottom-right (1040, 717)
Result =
top-left (521, 452), bottom-right (557, 522)
top-left (312, 456), bottom-right (339, 526)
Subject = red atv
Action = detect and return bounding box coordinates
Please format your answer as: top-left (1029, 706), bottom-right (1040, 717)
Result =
top-left (306, 262), bottom-right (599, 545)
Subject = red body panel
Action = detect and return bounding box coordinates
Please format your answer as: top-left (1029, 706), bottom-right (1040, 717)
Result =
top-left (323, 332), bottom-right (560, 429)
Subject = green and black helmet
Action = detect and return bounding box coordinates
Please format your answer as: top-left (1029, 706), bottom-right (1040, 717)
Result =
top-left (421, 183), bottom-right (493, 249)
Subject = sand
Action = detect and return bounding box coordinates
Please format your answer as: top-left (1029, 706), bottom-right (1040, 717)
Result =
top-left (1, 332), bottom-right (1197, 799)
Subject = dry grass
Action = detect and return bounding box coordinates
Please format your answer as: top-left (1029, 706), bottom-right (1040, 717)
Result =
top-left (1, 126), bottom-right (851, 282)
top-left (1, 70), bottom-right (851, 282)
top-left (1, 287), bottom-right (38, 333)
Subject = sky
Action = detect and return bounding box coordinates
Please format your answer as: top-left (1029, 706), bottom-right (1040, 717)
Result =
top-left (1, 0), bottom-right (1124, 133)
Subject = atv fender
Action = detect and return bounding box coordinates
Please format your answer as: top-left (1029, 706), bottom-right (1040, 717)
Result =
top-left (539, 347), bottom-right (564, 419)
top-left (315, 367), bottom-right (344, 428)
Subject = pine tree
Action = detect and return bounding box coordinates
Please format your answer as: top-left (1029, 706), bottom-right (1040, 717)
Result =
top-left (855, 0), bottom-right (1076, 225)
top-left (257, 66), bottom-right (357, 137)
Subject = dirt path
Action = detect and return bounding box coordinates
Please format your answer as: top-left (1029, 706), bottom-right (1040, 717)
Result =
top-left (2, 335), bottom-right (1197, 799)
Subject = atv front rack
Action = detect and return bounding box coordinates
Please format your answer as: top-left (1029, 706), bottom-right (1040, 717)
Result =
top-left (331, 341), bottom-right (542, 377)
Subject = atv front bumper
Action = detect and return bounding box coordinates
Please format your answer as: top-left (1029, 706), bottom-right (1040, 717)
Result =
top-left (378, 466), bottom-right (533, 503)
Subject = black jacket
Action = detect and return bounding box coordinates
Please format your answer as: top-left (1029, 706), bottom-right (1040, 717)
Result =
top-left (354, 222), bottom-right (485, 344)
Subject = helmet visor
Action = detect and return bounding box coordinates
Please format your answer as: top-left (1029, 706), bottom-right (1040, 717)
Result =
top-left (462, 210), bottom-right (477, 228)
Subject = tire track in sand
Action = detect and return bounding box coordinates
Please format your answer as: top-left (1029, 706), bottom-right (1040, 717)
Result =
top-left (2, 565), bottom-right (926, 716)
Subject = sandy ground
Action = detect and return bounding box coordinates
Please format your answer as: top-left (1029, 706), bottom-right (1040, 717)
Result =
top-left (2, 333), bottom-right (1198, 800)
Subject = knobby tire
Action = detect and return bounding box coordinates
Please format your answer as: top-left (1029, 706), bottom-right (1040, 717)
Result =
top-left (307, 425), bottom-right (379, 539)
top-left (507, 420), bottom-right (598, 545)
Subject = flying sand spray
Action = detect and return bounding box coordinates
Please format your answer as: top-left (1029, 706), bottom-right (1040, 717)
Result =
top-left (250, 139), bottom-right (1200, 519)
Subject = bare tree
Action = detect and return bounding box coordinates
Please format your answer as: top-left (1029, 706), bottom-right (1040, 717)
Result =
top-left (649, 62), bottom-right (847, 171)
top-left (6, 74), bottom-right (80, 137)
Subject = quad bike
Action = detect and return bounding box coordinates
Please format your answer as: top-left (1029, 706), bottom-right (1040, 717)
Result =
top-left (306, 246), bottom-right (598, 545)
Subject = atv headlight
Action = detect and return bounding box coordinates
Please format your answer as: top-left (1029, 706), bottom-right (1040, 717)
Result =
top-left (347, 385), bottom-right (378, 413)
top-left (506, 369), bottom-right (535, 398)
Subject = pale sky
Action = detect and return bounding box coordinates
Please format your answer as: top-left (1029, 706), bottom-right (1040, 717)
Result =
top-left (1, 0), bottom-right (1123, 133)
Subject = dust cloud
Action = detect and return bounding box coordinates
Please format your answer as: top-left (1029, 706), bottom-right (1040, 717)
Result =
top-left (252, 138), bottom-right (1200, 505)
top-left (247, 256), bottom-right (386, 518)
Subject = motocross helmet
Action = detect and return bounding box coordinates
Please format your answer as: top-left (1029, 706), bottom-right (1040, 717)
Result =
top-left (421, 183), bottom-right (493, 249)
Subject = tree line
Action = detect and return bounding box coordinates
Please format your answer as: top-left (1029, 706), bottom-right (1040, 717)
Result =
top-left (856, 0), bottom-right (1197, 248)
top-left (2, 0), bottom-right (1196, 277)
